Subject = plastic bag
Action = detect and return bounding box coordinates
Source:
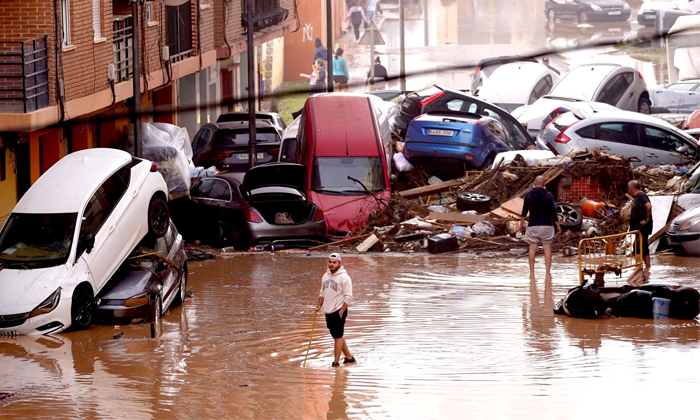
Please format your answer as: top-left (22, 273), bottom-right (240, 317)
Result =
top-left (393, 152), bottom-right (414, 172)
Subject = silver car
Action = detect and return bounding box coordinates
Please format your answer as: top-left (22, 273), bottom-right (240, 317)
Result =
top-left (649, 79), bottom-right (700, 113)
top-left (514, 63), bottom-right (651, 137)
top-left (536, 108), bottom-right (699, 166)
top-left (666, 204), bottom-right (700, 256)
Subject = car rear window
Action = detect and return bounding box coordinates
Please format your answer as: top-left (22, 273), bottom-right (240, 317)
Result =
top-left (217, 114), bottom-right (274, 124)
top-left (214, 129), bottom-right (280, 147)
top-left (550, 65), bottom-right (616, 100)
top-left (552, 112), bottom-right (582, 131)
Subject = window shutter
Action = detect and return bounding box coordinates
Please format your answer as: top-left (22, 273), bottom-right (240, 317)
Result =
top-left (92, 0), bottom-right (101, 38)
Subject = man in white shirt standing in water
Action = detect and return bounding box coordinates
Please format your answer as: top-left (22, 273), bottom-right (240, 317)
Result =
top-left (315, 253), bottom-right (356, 367)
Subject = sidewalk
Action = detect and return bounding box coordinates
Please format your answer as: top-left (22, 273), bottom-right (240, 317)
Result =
top-left (332, 13), bottom-right (388, 93)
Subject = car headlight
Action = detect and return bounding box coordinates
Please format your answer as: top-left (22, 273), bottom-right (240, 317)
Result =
top-left (623, 3), bottom-right (630, 9)
top-left (680, 215), bottom-right (700, 231)
top-left (123, 293), bottom-right (150, 307)
top-left (29, 287), bottom-right (61, 318)
top-left (591, 4), bottom-right (602, 11)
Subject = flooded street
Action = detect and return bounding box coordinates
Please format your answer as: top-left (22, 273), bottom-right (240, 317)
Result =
top-left (2, 252), bottom-right (700, 419)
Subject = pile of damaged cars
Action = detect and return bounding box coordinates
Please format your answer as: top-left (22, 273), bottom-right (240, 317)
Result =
top-left (0, 148), bottom-right (183, 335)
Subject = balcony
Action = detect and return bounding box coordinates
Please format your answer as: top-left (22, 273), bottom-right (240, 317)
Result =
top-left (166, 3), bottom-right (193, 63)
top-left (241, 0), bottom-right (289, 32)
top-left (113, 15), bottom-right (134, 82)
top-left (0, 36), bottom-right (50, 114)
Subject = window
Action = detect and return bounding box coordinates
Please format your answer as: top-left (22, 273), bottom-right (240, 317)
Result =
top-left (550, 65), bottom-right (616, 100)
top-left (598, 122), bottom-right (639, 146)
top-left (311, 157), bottom-right (386, 194)
top-left (163, 222), bottom-right (175, 248)
top-left (642, 126), bottom-right (692, 153)
top-left (528, 75), bottom-right (553, 105)
top-left (61, 0), bottom-right (71, 45)
top-left (576, 124), bottom-right (597, 139)
top-left (597, 73), bottom-right (633, 106)
top-left (208, 179), bottom-right (232, 201)
top-left (100, 168), bottom-right (130, 209)
top-left (666, 83), bottom-right (697, 92)
top-left (191, 179), bottom-right (214, 198)
top-left (446, 100), bottom-right (464, 111)
top-left (192, 128), bottom-right (212, 150)
top-left (146, 3), bottom-right (156, 22)
top-left (0, 213), bottom-right (77, 268)
top-left (92, 0), bottom-right (101, 39)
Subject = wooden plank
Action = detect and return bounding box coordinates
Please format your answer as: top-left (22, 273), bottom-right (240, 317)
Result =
top-left (428, 212), bottom-right (485, 224)
top-left (501, 197), bottom-right (524, 216)
top-left (308, 233), bottom-right (372, 251)
top-left (356, 234), bottom-right (379, 253)
top-left (649, 220), bottom-right (673, 248)
top-left (490, 207), bottom-right (520, 219)
top-left (398, 178), bottom-right (464, 199)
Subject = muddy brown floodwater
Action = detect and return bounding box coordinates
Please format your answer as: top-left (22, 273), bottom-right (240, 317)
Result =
top-left (2, 252), bottom-right (700, 419)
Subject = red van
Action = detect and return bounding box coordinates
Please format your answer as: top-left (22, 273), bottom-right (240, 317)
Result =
top-left (280, 93), bottom-right (393, 236)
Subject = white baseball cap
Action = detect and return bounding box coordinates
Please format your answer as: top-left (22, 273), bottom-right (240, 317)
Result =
top-left (329, 253), bottom-right (342, 262)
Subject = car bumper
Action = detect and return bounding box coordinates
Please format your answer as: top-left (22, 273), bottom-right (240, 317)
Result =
top-left (245, 220), bottom-right (327, 246)
top-left (637, 12), bottom-right (656, 26)
top-left (0, 298), bottom-right (72, 336)
top-left (666, 231), bottom-right (700, 256)
top-left (586, 10), bottom-right (631, 21)
top-left (403, 144), bottom-right (485, 167)
top-left (95, 303), bottom-right (152, 321)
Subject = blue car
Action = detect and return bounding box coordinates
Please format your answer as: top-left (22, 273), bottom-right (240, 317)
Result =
top-left (402, 112), bottom-right (516, 169)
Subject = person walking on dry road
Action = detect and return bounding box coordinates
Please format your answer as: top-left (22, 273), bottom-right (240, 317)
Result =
top-left (522, 175), bottom-right (562, 280)
top-left (315, 253), bottom-right (356, 368)
top-left (628, 180), bottom-right (653, 273)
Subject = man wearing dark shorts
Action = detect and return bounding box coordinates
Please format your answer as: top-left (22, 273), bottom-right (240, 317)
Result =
top-left (522, 176), bottom-right (562, 281)
top-left (315, 253), bottom-right (355, 367)
top-left (628, 180), bottom-right (653, 273)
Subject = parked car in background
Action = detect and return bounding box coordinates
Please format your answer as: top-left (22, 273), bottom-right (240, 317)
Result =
top-left (471, 56), bottom-right (538, 94)
top-left (544, 19), bottom-right (632, 50)
top-left (216, 111), bottom-right (287, 135)
top-left (0, 149), bottom-right (169, 335)
top-left (513, 63), bottom-right (650, 137)
top-left (95, 220), bottom-right (187, 324)
top-left (391, 85), bottom-right (533, 151)
top-left (638, 0), bottom-right (700, 26)
top-left (191, 121), bottom-right (281, 181)
top-left (182, 163), bottom-right (326, 248)
top-left (545, 0), bottom-right (631, 23)
top-left (537, 108), bottom-right (699, 166)
top-left (279, 116), bottom-right (301, 162)
top-left (649, 79), bottom-right (700, 113)
top-left (403, 112), bottom-right (518, 171)
top-left (477, 62), bottom-right (560, 112)
top-left (666, 204), bottom-right (700, 256)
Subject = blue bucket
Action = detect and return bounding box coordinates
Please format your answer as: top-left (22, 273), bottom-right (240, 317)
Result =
top-left (652, 297), bottom-right (671, 318)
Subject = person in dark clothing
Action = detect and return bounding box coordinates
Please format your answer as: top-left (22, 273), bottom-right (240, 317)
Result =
top-left (346, 1), bottom-right (367, 42)
top-left (312, 38), bottom-right (327, 65)
top-left (522, 176), bottom-right (562, 280)
top-left (365, 56), bottom-right (388, 91)
top-left (628, 180), bottom-right (653, 273)
top-left (300, 59), bottom-right (327, 94)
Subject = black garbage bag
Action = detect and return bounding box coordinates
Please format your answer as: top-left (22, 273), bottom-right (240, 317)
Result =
top-left (553, 283), bottom-right (604, 318)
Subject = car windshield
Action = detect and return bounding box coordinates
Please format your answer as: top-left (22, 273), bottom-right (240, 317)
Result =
top-left (416, 86), bottom-right (443, 99)
top-left (0, 213), bottom-right (77, 268)
top-left (552, 112), bottom-right (582, 131)
top-left (550, 65), bottom-right (616, 100)
top-left (311, 157), bottom-right (386, 194)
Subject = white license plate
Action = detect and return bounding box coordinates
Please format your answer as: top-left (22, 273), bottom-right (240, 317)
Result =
top-left (427, 129), bottom-right (454, 137)
top-left (608, 11), bottom-right (621, 15)
top-left (238, 153), bottom-right (265, 159)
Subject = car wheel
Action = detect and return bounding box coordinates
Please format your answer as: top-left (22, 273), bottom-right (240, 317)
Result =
top-left (71, 288), bottom-right (94, 330)
top-left (456, 192), bottom-right (491, 213)
top-left (547, 8), bottom-right (555, 21)
top-left (148, 197), bottom-right (169, 238)
top-left (555, 202), bottom-right (583, 231)
top-left (578, 10), bottom-right (588, 24)
top-left (173, 265), bottom-right (188, 307)
top-left (638, 96), bottom-right (651, 114)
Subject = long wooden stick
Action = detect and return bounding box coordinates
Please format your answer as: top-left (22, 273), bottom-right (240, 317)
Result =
top-left (303, 312), bottom-right (318, 368)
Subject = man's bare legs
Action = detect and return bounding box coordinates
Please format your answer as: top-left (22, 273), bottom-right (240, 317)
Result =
top-left (543, 243), bottom-right (553, 281)
top-left (528, 242), bottom-right (538, 280)
top-left (333, 338), bottom-right (352, 364)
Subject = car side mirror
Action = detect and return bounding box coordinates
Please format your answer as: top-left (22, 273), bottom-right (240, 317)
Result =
top-left (81, 234), bottom-right (95, 254)
top-left (677, 146), bottom-right (689, 155)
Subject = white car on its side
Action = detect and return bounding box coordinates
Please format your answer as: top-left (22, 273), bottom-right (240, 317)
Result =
top-left (477, 62), bottom-right (561, 113)
top-left (0, 148), bottom-right (169, 335)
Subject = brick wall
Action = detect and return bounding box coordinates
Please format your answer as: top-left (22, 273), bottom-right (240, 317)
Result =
top-left (214, 0), bottom-right (297, 52)
top-left (557, 177), bottom-right (605, 202)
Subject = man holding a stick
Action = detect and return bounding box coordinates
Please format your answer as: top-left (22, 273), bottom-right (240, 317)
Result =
top-left (315, 253), bottom-right (356, 367)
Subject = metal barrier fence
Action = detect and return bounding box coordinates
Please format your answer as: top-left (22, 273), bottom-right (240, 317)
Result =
top-left (577, 231), bottom-right (643, 284)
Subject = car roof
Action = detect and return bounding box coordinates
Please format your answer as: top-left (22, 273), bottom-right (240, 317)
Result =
top-left (14, 148), bottom-right (133, 214)
top-left (308, 94), bottom-right (380, 157)
top-left (575, 109), bottom-right (700, 138)
top-left (206, 121), bottom-right (276, 130)
top-left (478, 62), bottom-right (555, 103)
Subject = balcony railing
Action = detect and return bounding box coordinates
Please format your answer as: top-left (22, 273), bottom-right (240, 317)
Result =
top-left (0, 36), bottom-right (50, 113)
top-left (113, 15), bottom-right (133, 82)
top-left (167, 3), bottom-right (193, 63)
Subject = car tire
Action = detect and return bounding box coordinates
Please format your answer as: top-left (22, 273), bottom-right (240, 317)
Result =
top-left (148, 197), bottom-right (169, 238)
top-left (555, 202), bottom-right (583, 231)
top-left (457, 192), bottom-right (491, 213)
top-left (173, 264), bottom-right (188, 307)
top-left (547, 8), bottom-right (555, 21)
top-left (578, 11), bottom-right (588, 24)
top-left (638, 96), bottom-right (651, 114)
top-left (71, 288), bottom-right (94, 330)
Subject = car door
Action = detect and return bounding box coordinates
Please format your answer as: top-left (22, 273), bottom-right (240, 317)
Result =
top-left (596, 72), bottom-right (635, 110)
top-left (652, 83), bottom-right (697, 112)
top-left (595, 122), bottom-right (643, 162)
top-left (157, 226), bottom-right (179, 308)
top-left (190, 178), bottom-right (237, 242)
top-left (77, 179), bottom-right (127, 291)
top-left (640, 124), bottom-right (697, 165)
top-left (677, 83), bottom-right (700, 114)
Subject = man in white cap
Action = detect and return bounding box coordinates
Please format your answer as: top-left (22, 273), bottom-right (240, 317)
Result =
top-left (315, 253), bottom-right (355, 367)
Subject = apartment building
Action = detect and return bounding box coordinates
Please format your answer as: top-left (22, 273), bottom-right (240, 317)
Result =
top-left (0, 0), bottom-right (298, 223)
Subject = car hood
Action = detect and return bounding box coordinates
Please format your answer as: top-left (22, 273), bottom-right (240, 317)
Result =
top-left (242, 163), bottom-right (307, 193)
top-left (310, 191), bottom-right (390, 232)
top-left (98, 271), bottom-right (155, 300)
top-left (0, 265), bottom-right (66, 314)
top-left (640, 1), bottom-right (677, 12)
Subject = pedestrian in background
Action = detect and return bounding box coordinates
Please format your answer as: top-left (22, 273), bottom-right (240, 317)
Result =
top-left (346, 1), bottom-right (367, 42)
top-left (300, 59), bottom-right (327, 93)
top-left (332, 48), bottom-right (350, 92)
top-left (627, 180), bottom-right (653, 273)
top-left (365, 56), bottom-right (388, 91)
top-left (315, 253), bottom-right (356, 368)
top-left (312, 38), bottom-right (328, 65)
top-left (365, 0), bottom-right (378, 25)
top-left (542, 57), bottom-right (560, 75)
top-left (521, 175), bottom-right (562, 281)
